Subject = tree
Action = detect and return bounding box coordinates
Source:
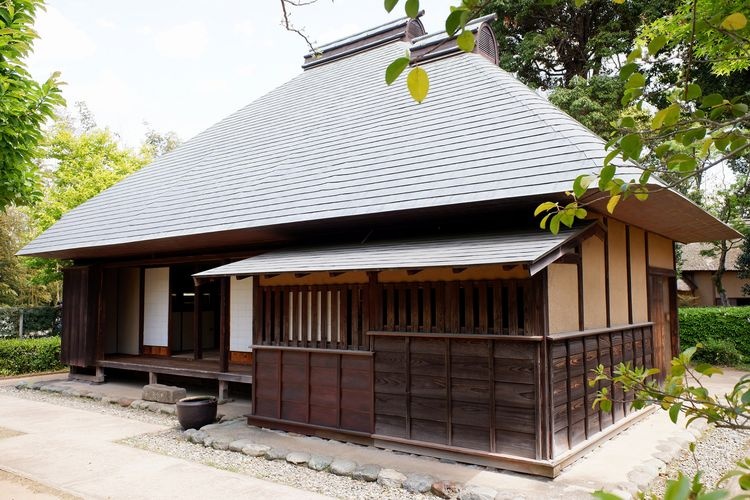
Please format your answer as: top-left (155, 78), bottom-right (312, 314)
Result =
top-left (141, 124), bottom-right (181, 158)
top-left (535, 0), bottom-right (750, 235)
top-left (23, 114), bottom-right (151, 298)
top-left (0, 0), bottom-right (64, 210)
top-left (0, 207), bottom-right (51, 305)
top-left (548, 75), bottom-right (625, 137)
top-left (485, 0), bottom-right (675, 89)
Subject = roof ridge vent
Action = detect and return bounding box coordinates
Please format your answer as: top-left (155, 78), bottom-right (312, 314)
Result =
top-left (410, 13), bottom-right (498, 65)
top-left (302, 13), bottom-right (426, 70)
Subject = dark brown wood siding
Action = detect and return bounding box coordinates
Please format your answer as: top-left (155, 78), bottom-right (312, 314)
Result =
top-left (61, 266), bottom-right (101, 367)
top-left (549, 323), bottom-right (653, 456)
top-left (371, 333), bottom-right (541, 459)
top-left (252, 347), bottom-right (373, 433)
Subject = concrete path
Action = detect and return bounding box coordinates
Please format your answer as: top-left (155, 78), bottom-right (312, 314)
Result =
top-left (0, 395), bottom-right (331, 500)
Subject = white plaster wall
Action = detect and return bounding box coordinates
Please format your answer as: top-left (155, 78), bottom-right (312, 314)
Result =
top-left (230, 276), bottom-right (253, 352)
top-left (143, 267), bottom-right (169, 347)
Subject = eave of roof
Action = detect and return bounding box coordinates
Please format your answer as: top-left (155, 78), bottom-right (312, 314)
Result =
top-left (193, 226), bottom-right (589, 278)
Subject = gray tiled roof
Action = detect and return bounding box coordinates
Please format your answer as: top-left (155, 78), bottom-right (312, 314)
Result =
top-left (20, 37), bottom-right (645, 257)
top-left (194, 227), bottom-right (583, 278)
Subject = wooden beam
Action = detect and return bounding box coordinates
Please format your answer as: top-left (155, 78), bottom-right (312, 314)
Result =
top-left (329, 271), bottom-right (345, 277)
top-left (219, 277), bottom-right (230, 373)
top-left (452, 267), bottom-right (467, 274)
top-left (263, 273), bottom-right (280, 279)
top-left (193, 281), bottom-right (203, 360)
top-left (406, 269), bottom-right (423, 276)
top-left (294, 272), bottom-right (310, 278)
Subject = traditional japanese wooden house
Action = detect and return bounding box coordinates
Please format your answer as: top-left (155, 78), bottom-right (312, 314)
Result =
top-left (20, 14), bottom-right (739, 476)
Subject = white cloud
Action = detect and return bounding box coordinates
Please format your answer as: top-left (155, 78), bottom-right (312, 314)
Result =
top-left (31, 6), bottom-right (96, 62)
top-left (235, 64), bottom-right (257, 77)
top-left (154, 21), bottom-right (209, 59)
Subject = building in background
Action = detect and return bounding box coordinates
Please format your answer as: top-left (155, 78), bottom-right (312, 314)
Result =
top-left (679, 241), bottom-right (749, 306)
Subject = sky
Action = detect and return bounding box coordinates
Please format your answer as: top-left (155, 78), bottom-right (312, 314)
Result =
top-left (27, 0), bottom-right (459, 147)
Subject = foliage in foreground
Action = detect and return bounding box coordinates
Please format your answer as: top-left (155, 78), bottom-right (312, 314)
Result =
top-left (590, 345), bottom-right (750, 498)
top-left (679, 307), bottom-right (750, 360)
top-left (0, 336), bottom-right (63, 376)
top-left (0, 0), bottom-right (65, 210)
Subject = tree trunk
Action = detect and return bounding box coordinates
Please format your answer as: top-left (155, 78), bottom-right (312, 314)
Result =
top-left (713, 242), bottom-right (730, 306)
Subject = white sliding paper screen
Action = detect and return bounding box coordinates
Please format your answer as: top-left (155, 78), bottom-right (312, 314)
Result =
top-left (230, 276), bottom-right (253, 352)
top-left (143, 267), bottom-right (169, 347)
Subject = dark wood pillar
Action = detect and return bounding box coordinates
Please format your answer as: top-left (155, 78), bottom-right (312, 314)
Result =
top-left (193, 280), bottom-right (203, 361)
top-left (219, 277), bottom-right (230, 373)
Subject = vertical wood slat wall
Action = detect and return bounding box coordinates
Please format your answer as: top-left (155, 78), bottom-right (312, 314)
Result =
top-left (254, 278), bottom-right (545, 350)
top-left (61, 266), bottom-right (101, 367)
top-left (549, 324), bottom-right (653, 456)
top-left (252, 348), bottom-right (373, 433)
top-left (371, 334), bottom-right (539, 458)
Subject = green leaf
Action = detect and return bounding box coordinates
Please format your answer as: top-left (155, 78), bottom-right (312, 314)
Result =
top-left (534, 201), bottom-right (557, 216)
top-left (607, 194), bottom-right (621, 214)
top-left (591, 492), bottom-right (621, 500)
top-left (549, 212), bottom-right (561, 234)
top-left (648, 35), bottom-right (667, 55)
top-left (385, 57), bottom-right (410, 85)
top-left (626, 46), bottom-right (642, 63)
top-left (445, 8), bottom-right (467, 36)
top-left (685, 83), bottom-right (702, 100)
top-left (575, 208), bottom-right (587, 219)
top-left (599, 164), bottom-right (616, 189)
top-left (720, 12), bottom-right (747, 31)
top-left (739, 474), bottom-right (750, 490)
top-left (456, 30), bottom-right (475, 52)
top-left (384, 0), bottom-right (399, 13)
top-left (702, 93), bottom-right (724, 108)
top-left (668, 402), bottom-right (682, 423)
top-left (664, 475), bottom-right (691, 500)
top-left (620, 133), bottom-right (642, 159)
top-left (625, 72), bottom-right (646, 90)
top-left (619, 62), bottom-right (638, 81)
top-left (600, 398), bottom-right (612, 412)
top-left (573, 174), bottom-right (593, 198)
top-left (539, 212), bottom-right (552, 230)
top-left (404, 0), bottom-right (419, 18)
top-left (406, 66), bottom-right (429, 103)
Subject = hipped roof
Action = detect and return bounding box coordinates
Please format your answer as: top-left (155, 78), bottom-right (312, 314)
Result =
top-left (194, 226), bottom-right (587, 278)
top-left (19, 17), bottom-right (738, 259)
top-left (681, 241), bottom-right (745, 272)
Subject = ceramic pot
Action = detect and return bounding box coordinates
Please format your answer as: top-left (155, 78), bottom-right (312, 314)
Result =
top-left (176, 395), bottom-right (217, 430)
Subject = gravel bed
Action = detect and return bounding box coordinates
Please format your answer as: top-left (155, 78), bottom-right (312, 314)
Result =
top-left (648, 426), bottom-right (750, 496)
top-left (0, 385), bottom-right (176, 426)
top-left (123, 429), bottom-right (429, 500)
top-left (1, 386), bottom-right (426, 499)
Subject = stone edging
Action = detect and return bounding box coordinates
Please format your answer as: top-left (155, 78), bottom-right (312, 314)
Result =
top-left (183, 423), bottom-right (498, 499)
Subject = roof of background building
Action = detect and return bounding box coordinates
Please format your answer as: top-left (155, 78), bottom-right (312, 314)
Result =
top-left (681, 241), bottom-right (744, 272)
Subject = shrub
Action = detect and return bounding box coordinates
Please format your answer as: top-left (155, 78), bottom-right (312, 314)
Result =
top-left (678, 306), bottom-right (750, 361)
top-left (0, 337), bottom-right (65, 376)
top-left (691, 338), bottom-right (744, 366)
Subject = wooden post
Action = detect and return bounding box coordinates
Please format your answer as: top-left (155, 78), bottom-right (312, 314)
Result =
top-left (218, 380), bottom-right (229, 402)
top-left (149, 372), bottom-right (158, 385)
top-left (219, 277), bottom-right (230, 373)
top-left (193, 280), bottom-right (203, 360)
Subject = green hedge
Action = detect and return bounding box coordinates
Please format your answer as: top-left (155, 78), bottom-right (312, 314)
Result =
top-left (0, 337), bottom-right (65, 376)
top-left (679, 306), bottom-right (750, 361)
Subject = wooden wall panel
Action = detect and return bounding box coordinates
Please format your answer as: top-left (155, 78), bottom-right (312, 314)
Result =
top-left (251, 347), bottom-right (373, 433)
top-left (372, 334), bottom-right (539, 459)
top-left (61, 266), bottom-right (100, 367)
top-left (549, 324), bottom-right (654, 457)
